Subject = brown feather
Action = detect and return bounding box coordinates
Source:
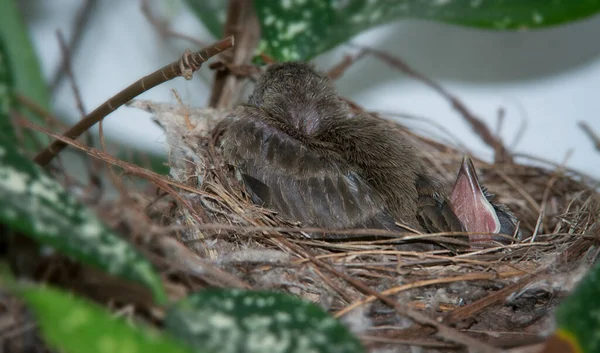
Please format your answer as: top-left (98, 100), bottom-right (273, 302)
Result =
top-left (219, 62), bottom-right (518, 246)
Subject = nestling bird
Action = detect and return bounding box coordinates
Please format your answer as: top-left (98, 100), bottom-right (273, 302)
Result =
top-left (219, 62), bottom-right (519, 244)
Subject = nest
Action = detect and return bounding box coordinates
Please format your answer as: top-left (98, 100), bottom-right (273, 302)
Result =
top-left (5, 95), bottom-right (598, 352)
top-left (125, 98), bottom-right (599, 352)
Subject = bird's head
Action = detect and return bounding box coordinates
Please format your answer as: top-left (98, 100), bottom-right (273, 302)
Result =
top-left (248, 62), bottom-right (348, 136)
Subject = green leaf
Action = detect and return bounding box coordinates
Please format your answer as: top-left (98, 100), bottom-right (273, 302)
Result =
top-left (0, 35), bottom-right (16, 145)
top-left (183, 0), bottom-right (227, 38)
top-left (553, 260), bottom-right (600, 353)
top-left (0, 0), bottom-right (51, 147)
top-left (165, 288), bottom-right (365, 353)
top-left (17, 283), bottom-right (195, 353)
top-left (0, 0), bottom-right (50, 109)
top-left (0, 135), bottom-right (167, 304)
top-left (254, 0), bottom-right (600, 61)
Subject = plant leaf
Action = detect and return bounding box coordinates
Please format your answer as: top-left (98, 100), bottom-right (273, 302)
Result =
top-left (0, 0), bottom-right (50, 110)
top-left (254, 0), bottom-right (600, 61)
top-left (17, 283), bottom-right (194, 353)
top-left (547, 261), bottom-right (600, 353)
top-left (0, 35), bottom-right (16, 145)
top-left (0, 0), bottom-right (51, 148)
top-left (165, 288), bottom-right (365, 353)
top-left (183, 0), bottom-right (227, 38)
top-left (0, 133), bottom-right (167, 304)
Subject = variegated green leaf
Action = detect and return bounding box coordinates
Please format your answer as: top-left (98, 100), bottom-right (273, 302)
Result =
top-left (0, 0), bottom-right (51, 148)
top-left (17, 283), bottom-right (194, 353)
top-left (549, 260), bottom-right (600, 353)
top-left (0, 134), bottom-right (167, 304)
top-left (254, 0), bottom-right (600, 61)
top-left (165, 288), bottom-right (365, 353)
top-left (0, 35), bottom-right (15, 145)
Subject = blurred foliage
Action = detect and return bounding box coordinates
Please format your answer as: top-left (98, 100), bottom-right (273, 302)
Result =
top-left (542, 259), bottom-right (600, 353)
top-left (185, 0), bottom-right (600, 61)
top-left (0, 0), bottom-right (51, 148)
top-left (0, 36), bottom-right (16, 144)
top-left (0, 129), bottom-right (167, 304)
top-left (16, 282), bottom-right (193, 353)
top-left (0, 0), bottom-right (50, 110)
top-left (165, 288), bottom-right (365, 353)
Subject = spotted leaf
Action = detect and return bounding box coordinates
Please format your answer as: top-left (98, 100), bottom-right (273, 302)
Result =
top-left (542, 260), bottom-right (600, 353)
top-left (165, 288), bottom-right (365, 353)
top-left (0, 134), bottom-right (167, 304)
top-left (17, 283), bottom-right (194, 353)
top-left (254, 0), bottom-right (600, 61)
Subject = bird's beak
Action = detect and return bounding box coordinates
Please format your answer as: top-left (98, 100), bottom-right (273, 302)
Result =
top-left (450, 156), bottom-right (501, 242)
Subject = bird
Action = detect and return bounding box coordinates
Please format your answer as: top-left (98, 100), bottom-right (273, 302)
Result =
top-left (218, 62), bottom-right (519, 245)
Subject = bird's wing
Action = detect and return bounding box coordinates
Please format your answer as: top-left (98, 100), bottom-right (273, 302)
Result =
top-left (415, 175), bottom-right (465, 233)
top-left (220, 111), bottom-right (399, 237)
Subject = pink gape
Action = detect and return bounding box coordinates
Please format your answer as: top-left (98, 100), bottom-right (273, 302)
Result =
top-left (450, 156), bottom-right (500, 242)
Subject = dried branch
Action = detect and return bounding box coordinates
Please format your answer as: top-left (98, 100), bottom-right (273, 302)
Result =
top-left (327, 50), bottom-right (366, 80)
top-left (208, 0), bottom-right (260, 109)
top-left (579, 121), bottom-right (600, 152)
top-left (33, 36), bottom-right (234, 167)
top-left (50, 0), bottom-right (98, 90)
top-left (56, 29), bottom-right (104, 199)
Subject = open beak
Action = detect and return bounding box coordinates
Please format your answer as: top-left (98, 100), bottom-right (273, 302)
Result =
top-left (450, 156), bottom-right (501, 242)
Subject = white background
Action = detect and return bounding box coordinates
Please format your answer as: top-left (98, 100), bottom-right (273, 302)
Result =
top-left (22, 0), bottom-right (600, 179)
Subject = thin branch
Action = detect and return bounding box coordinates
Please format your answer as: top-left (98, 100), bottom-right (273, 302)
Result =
top-left (327, 50), bottom-right (366, 80)
top-left (579, 121), bottom-right (600, 152)
top-left (56, 29), bottom-right (103, 199)
top-left (50, 0), bottom-right (98, 90)
top-left (56, 30), bottom-right (87, 118)
top-left (33, 36), bottom-right (234, 167)
top-left (208, 0), bottom-right (260, 109)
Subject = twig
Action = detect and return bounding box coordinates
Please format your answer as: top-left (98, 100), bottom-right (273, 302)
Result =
top-left (33, 36), bottom-right (234, 167)
top-left (56, 30), bottom-right (87, 118)
top-left (23, 120), bottom-right (217, 197)
top-left (50, 0), bottom-right (98, 90)
top-left (15, 95), bottom-right (68, 129)
top-left (579, 121), bottom-right (600, 152)
top-left (208, 0), bottom-right (260, 109)
top-left (156, 236), bottom-right (250, 289)
top-left (56, 29), bottom-right (103, 198)
top-left (353, 44), bottom-right (512, 164)
top-left (327, 50), bottom-right (366, 80)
